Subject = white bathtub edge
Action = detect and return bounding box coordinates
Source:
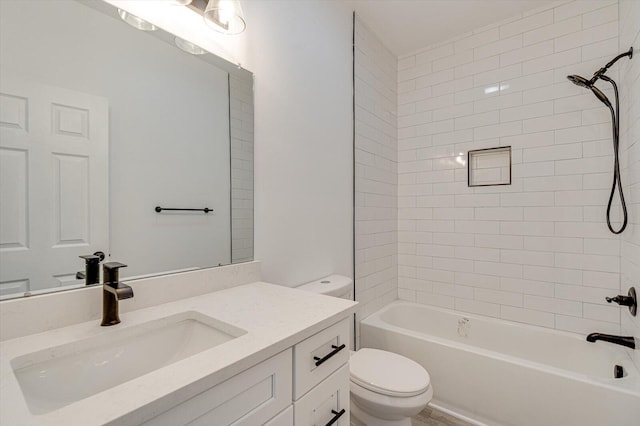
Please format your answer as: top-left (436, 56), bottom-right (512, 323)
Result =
top-left (429, 402), bottom-right (488, 426)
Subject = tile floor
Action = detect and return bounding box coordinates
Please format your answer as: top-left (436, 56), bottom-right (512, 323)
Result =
top-left (412, 405), bottom-right (474, 426)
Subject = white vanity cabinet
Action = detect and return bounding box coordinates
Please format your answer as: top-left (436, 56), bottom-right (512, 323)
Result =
top-left (142, 317), bottom-right (351, 426)
top-left (142, 349), bottom-right (293, 426)
top-left (293, 364), bottom-right (349, 425)
top-left (0, 281), bottom-right (358, 426)
top-left (292, 317), bottom-right (350, 425)
top-left (265, 406), bottom-right (294, 425)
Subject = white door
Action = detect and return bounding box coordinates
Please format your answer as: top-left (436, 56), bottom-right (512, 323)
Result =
top-left (0, 79), bottom-right (109, 296)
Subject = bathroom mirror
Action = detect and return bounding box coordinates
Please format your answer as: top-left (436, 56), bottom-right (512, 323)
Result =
top-left (0, 0), bottom-right (253, 299)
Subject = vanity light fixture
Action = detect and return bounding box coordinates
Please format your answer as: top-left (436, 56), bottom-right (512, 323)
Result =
top-left (117, 9), bottom-right (157, 31)
top-left (203, 0), bottom-right (246, 35)
top-left (174, 36), bottom-right (206, 55)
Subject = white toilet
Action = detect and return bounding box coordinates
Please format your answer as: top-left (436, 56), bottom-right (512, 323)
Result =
top-left (297, 275), bottom-right (433, 425)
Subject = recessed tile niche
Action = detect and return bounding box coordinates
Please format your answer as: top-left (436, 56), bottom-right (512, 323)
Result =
top-left (467, 146), bottom-right (511, 187)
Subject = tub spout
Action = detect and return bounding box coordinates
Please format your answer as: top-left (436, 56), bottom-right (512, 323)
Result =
top-left (586, 333), bottom-right (636, 349)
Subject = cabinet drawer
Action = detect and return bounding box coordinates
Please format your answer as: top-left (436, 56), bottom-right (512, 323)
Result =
top-left (293, 364), bottom-right (349, 426)
top-left (143, 349), bottom-right (292, 426)
top-left (264, 405), bottom-right (293, 425)
top-left (293, 318), bottom-right (350, 399)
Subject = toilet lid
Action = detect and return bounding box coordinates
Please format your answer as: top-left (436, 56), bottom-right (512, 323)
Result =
top-left (350, 348), bottom-right (430, 397)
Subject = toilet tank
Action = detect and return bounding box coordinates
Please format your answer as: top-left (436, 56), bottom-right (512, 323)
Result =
top-left (297, 275), bottom-right (353, 300)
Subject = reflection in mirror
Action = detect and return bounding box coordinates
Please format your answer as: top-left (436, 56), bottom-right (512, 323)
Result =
top-left (0, 0), bottom-right (253, 300)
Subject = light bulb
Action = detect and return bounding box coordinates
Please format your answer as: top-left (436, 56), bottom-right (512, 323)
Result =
top-left (117, 9), bottom-right (157, 31)
top-left (174, 37), bottom-right (206, 55)
top-left (203, 0), bottom-right (246, 35)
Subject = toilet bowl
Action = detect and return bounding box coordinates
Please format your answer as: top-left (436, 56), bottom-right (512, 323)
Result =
top-left (349, 348), bottom-right (432, 425)
top-left (297, 276), bottom-right (433, 425)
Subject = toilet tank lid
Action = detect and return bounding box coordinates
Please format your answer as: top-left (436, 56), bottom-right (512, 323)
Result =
top-left (297, 275), bottom-right (353, 297)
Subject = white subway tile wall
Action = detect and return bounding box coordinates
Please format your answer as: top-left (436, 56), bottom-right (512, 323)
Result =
top-left (619, 0), bottom-right (640, 370)
top-left (230, 74), bottom-right (254, 263)
top-left (396, 0), bottom-right (630, 334)
top-left (354, 17), bottom-right (398, 345)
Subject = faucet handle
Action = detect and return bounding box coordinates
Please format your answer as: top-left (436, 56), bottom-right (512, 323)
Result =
top-left (79, 251), bottom-right (105, 263)
top-left (79, 254), bottom-right (103, 286)
top-left (79, 254), bottom-right (100, 264)
top-left (606, 288), bottom-right (637, 317)
top-left (103, 262), bottom-right (127, 284)
top-left (104, 261), bottom-right (127, 270)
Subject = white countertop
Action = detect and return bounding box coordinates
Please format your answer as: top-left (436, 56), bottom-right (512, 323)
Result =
top-left (0, 282), bottom-right (357, 426)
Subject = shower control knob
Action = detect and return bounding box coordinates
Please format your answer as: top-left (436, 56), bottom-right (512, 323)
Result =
top-left (606, 287), bottom-right (637, 316)
top-left (605, 295), bottom-right (633, 306)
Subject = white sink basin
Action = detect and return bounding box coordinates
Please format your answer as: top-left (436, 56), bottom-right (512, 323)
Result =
top-left (10, 311), bottom-right (246, 414)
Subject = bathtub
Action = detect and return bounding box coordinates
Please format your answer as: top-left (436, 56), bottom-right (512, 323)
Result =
top-left (360, 301), bottom-right (640, 426)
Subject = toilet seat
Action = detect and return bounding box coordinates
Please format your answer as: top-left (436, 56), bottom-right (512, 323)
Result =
top-left (349, 348), bottom-right (430, 397)
top-left (350, 380), bottom-right (433, 423)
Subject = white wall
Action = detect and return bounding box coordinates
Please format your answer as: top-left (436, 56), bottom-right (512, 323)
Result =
top-left (354, 16), bottom-right (398, 346)
top-left (242, 1), bottom-right (354, 286)
top-left (396, 0), bottom-right (627, 334)
top-left (619, 0), bottom-right (640, 370)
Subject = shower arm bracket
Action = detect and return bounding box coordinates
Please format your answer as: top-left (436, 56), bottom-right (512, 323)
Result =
top-left (593, 46), bottom-right (633, 81)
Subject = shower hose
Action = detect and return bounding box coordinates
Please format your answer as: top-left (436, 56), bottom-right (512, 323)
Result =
top-left (599, 75), bottom-right (628, 234)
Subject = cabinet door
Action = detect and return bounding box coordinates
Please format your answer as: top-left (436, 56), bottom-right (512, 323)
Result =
top-left (143, 349), bottom-right (292, 426)
top-left (294, 364), bottom-right (349, 426)
top-left (293, 318), bottom-right (350, 399)
top-left (264, 405), bottom-right (293, 426)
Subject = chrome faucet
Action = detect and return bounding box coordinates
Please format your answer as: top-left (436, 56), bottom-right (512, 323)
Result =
top-left (586, 333), bottom-right (636, 349)
top-left (101, 262), bottom-right (133, 326)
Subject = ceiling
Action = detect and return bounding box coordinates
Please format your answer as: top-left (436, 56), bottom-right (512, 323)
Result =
top-left (351, 0), bottom-right (557, 56)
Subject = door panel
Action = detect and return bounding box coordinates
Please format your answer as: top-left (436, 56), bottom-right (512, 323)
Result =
top-left (0, 147), bottom-right (28, 250)
top-left (53, 153), bottom-right (90, 246)
top-left (0, 79), bottom-right (108, 295)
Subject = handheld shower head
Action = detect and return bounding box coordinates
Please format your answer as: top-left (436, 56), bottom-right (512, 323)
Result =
top-left (566, 74), bottom-right (613, 108)
top-left (566, 47), bottom-right (633, 235)
top-left (567, 75), bottom-right (591, 88)
top-left (590, 85), bottom-right (612, 108)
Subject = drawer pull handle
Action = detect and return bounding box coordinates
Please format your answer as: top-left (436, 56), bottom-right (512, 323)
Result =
top-left (325, 409), bottom-right (346, 426)
top-left (314, 344), bottom-right (346, 367)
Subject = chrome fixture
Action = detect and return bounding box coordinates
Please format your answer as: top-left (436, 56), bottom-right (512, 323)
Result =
top-left (203, 0), bottom-right (246, 34)
top-left (182, 0), bottom-right (247, 35)
top-left (117, 9), bottom-right (157, 31)
top-left (101, 262), bottom-right (133, 326)
top-left (606, 287), bottom-right (637, 317)
top-left (174, 36), bottom-right (206, 55)
top-left (566, 47), bottom-right (633, 234)
top-left (77, 251), bottom-right (105, 286)
top-left (586, 333), bottom-right (636, 349)
top-left (122, 0), bottom-right (247, 36)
